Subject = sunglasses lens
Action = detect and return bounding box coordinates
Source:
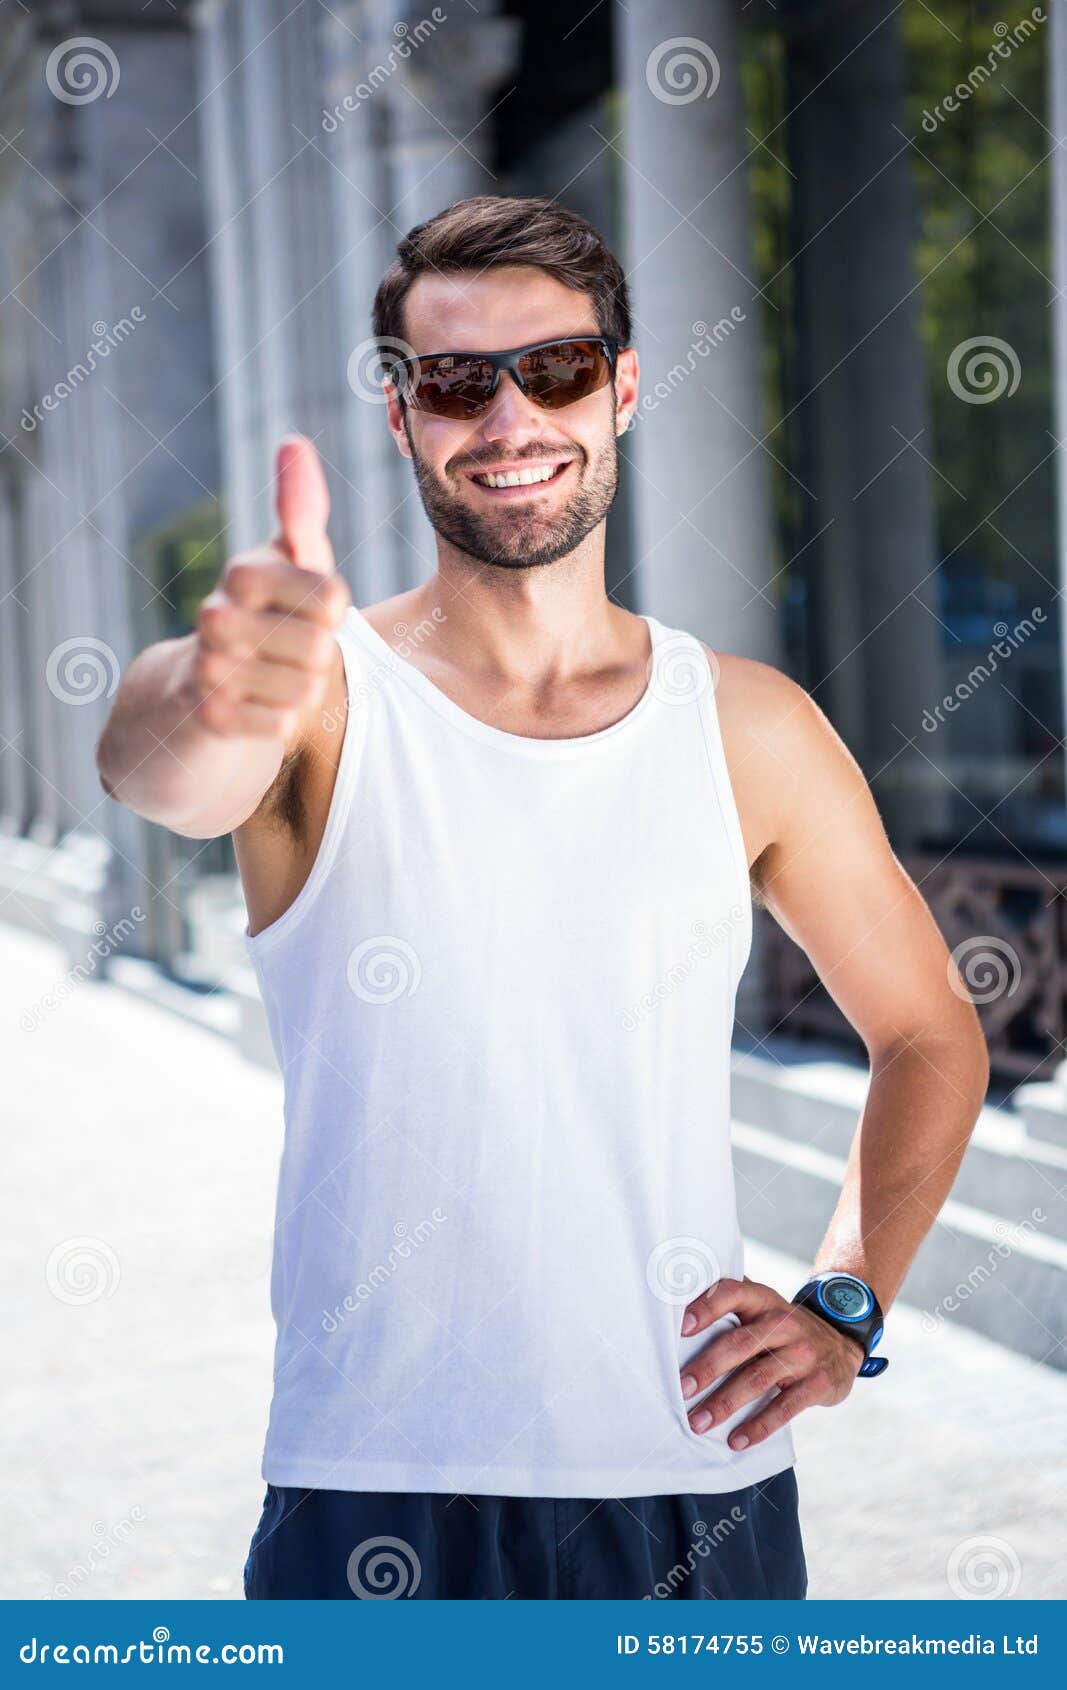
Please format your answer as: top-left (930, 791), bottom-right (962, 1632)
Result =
top-left (408, 355), bottom-right (494, 419)
top-left (403, 340), bottom-right (614, 418)
top-left (518, 340), bottom-right (612, 410)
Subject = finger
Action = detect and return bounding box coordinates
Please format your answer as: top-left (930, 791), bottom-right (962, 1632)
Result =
top-left (221, 560), bottom-right (348, 625)
top-left (195, 649), bottom-right (328, 712)
top-left (275, 435), bottom-right (335, 575)
top-left (728, 1371), bottom-right (830, 1450)
top-left (681, 1309), bottom-right (802, 1394)
top-left (225, 542), bottom-right (290, 570)
top-left (687, 1341), bottom-right (815, 1431)
top-left (191, 693), bottom-right (298, 742)
top-left (682, 1276), bottom-right (778, 1336)
top-left (198, 605), bottom-right (337, 673)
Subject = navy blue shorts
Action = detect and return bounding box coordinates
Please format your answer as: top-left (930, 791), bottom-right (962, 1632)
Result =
top-left (243, 1467), bottom-right (806, 1600)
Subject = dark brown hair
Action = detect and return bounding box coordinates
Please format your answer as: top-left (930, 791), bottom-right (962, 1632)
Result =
top-left (372, 195), bottom-right (632, 374)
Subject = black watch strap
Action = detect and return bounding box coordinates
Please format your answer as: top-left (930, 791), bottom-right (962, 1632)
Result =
top-left (792, 1272), bottom-right (889, 1377)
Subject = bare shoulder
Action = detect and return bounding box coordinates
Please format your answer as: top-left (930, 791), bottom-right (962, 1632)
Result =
top-left (707, 648), bottom-right (835, 757)
top-left (704, 647), bottom-right (864, 877)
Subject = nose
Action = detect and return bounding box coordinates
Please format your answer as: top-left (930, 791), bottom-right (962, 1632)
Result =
top-left (478, 369), bottom-right (545, 441)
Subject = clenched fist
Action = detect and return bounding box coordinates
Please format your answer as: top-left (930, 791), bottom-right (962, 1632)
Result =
top-left (191, 436), bottom-right (350, 741)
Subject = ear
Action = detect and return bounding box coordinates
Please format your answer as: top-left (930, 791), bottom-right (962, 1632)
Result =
top-left (614, 346), bottom-right (640, 434)
top-left (384, 378), bottom-right (414, 461)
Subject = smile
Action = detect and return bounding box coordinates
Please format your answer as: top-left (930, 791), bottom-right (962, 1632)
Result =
top-left (466, 460), bottom-right (574, 495)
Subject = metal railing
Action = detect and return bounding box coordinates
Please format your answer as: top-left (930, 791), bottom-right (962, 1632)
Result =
top-left (761, 852), bottom-right (1064, 1084)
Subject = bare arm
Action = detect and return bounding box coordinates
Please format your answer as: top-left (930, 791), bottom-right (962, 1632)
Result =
top-left (678, 659), bottom-right (989, 1450)
top-left (96, 439), bottom-right (348, 839)
top-left (755, 672), bottom-right (989, 1303)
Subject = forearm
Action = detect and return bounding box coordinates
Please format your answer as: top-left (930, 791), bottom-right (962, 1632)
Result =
top-left (96, 635), bottom-right (285, 837)
top-left (812, 1018), bottom-right (990, 1309)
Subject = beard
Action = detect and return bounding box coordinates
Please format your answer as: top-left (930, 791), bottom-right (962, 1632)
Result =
top-left (404, 411), bottom-right (620, 571)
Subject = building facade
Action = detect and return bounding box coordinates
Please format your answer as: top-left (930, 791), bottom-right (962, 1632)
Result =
top-left (1, 0), bottom-right (1066, 1084)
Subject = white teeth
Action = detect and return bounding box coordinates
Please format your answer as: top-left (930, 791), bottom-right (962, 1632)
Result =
top-left (474, 464), bottom-right (561, 488)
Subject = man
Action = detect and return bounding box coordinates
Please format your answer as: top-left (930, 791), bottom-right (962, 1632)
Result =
top-left (97, 195), bottom-right (988, 1601)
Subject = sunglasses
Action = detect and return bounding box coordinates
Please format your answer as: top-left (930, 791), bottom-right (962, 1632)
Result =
top-left (391, 335), bottom-right (620, 420)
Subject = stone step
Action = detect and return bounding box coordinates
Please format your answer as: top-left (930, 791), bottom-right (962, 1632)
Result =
top-left (733, 1117), bottom-right (1067, 1372)
top-left (1015, 1076), bottom-right (1067, 1151)
top-left (732, 1047), bottom-right (1067, 1242)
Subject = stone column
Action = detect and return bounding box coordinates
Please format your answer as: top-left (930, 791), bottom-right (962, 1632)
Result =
top-left (280, 3), bottom-right (364, 573)
top-left (0, 477), bottom-right (29, 833)
top-left (77, 19), bottom-right (218, 963)
top-left (49, 227), bottom-right (107, 831)
top-left (618, 2), bottom-right (780, 665)
top-left (18, 178), bottom-right (70, 848)
top-left (197, 0), bottom-right (263, 551)
top-left (238, 0), bottom-right (295, 532)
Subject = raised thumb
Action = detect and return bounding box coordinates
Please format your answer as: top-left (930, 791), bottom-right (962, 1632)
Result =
top-left (275, 434), bottom-right (335, 575)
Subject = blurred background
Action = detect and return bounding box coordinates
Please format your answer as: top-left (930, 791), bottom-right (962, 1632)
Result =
top-left (2, 0), bottom-right (1066, 1600)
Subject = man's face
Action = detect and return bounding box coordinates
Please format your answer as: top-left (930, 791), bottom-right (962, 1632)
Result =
top-left (385, 266), bottom-right (638, 570)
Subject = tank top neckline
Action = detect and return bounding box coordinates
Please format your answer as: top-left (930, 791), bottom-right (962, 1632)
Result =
top-left (346, 603), bottom-right (671, 758)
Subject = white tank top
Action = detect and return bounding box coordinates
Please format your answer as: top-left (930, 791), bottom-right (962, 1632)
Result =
top-left (245, 604), bottom-right (796, 1498)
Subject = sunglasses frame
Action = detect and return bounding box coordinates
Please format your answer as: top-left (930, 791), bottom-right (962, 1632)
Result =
top-left (392, 334), bottom-right (622, 417)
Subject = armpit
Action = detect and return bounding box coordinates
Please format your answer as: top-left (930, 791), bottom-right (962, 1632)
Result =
top-left (749, 852), bottom-right (771, 911)
top-left (256, 745), bottom-right (308, 840)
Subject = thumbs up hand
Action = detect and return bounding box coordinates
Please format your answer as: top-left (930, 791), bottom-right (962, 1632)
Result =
top-left (191, 436), bottom-right (350, 741)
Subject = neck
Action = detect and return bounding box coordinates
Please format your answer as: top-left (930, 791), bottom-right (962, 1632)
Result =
top-left (411, 535), bottom-right (626, 681)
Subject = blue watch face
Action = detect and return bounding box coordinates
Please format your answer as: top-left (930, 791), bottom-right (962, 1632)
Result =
top-left (822, 1278), bottom-right (870, 1320)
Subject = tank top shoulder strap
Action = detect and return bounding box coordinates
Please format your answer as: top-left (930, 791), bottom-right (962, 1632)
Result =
top-left (643, 613), bottom-right (752, 975)
top-left (317, 606), bottom-right (385, 829)
top-left (336, 602), bottom-right (395, 686)
top-left (642, 614), bottom-right (716, 710)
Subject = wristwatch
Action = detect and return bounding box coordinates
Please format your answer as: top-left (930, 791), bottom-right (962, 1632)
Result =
top-left (792, 1272), bottom-right (889, 1377)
